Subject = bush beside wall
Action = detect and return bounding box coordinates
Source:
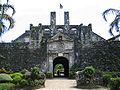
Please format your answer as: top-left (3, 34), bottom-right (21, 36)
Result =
top-left (109, 78), bottom-right (120, 90)
top-left (46, 71), bottom-right (53, 79)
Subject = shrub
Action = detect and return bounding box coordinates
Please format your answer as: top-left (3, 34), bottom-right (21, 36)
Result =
top-left (31, 66), bottom-right (41, 80)
top-left (109, 78), bottom-right (120, 90)
top-left (103, 72), bottom-right (118, 78)
top-left (20, 79), bottom-right (28, 86)
top-left (69, 71), bottom-right (75, 79)
top-left (0, 74), bottom-right (13, 83)
top-left (76, 66), bottom-right (96, 88)
top-left (10, 72), bottom-right (23, 78)
top-left (21, 69), bottom-right (28, 74)
top-left (13, 75), bottom-right (22, 84)
top-left (82, 66), bottom-right (95, 79)
top-left (46, 71), bottom-right (53, 79)
top-left (0, 83), bottom-right (15, 90)
top-left (102, 72), bottom-right (119, 87)
top-left (29, 79), bottom-right (45, 88)
top-left (39, 80), bottom-right (45, 86)
top-left (31, 66), bottom-right (45, 80)
top-left (29, 80), bottom-right (39, 87)
top-left (69, 63), bottom-right (83, 79)
top-left (0, 68), bottom-right (7, 73)
top-left (39, 72), bottom-right (46, 79)
top-left (14, 66), bottom-right (46, 88)
top-left (10, 72), bottom-right (23, 84)
top-left (102, 73), bottom-right (112, 87)
top-left (0, 68), bottom-right (13, 74)
top-left (24, 66), bottom-right (46, 88)
top-left (93, 70), bottom-right (103, 85)
top-left (116, 72), bottom-right (120, 77)
top-left (23, 70), bottom-right (31, 79)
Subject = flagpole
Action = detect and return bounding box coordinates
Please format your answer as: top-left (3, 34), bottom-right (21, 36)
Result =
top-left (59, 3), bottom-right (63, 25)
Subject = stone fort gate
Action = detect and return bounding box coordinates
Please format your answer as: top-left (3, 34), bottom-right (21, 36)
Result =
top-left (47, 31), bottom-right (74, 77)
top-left (13, 11), bottom-right (104, 77)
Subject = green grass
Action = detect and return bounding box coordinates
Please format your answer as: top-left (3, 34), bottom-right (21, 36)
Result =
top-left (0, 83), bottom-right (15, 90)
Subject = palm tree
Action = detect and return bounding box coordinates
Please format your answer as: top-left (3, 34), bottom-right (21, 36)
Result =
top-left (0, 0), bottom-right (15, 36)
top-left (102, 8), bottom-right (120, 36)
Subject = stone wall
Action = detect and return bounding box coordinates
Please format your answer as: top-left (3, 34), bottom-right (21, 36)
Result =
top-left (0, 40), bottom-right (120, 72)
top-left (79, 41), bottom-right (120, 72)
top-left (0, 42), bottom-right (47, 71)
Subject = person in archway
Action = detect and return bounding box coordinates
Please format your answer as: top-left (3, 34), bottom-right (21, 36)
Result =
top-left (57, 70), bottom-right (60, 77)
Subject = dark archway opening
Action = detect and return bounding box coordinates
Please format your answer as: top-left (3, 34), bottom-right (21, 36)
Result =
top-left (53, 57), bottom-right (69, 77)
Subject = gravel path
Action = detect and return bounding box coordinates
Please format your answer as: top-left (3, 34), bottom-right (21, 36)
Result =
top-left (36, 78), bottom-right (109, 90)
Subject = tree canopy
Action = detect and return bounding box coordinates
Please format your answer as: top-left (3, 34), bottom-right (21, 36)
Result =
top-left (102, 8), bottom-right (120, 36)
top-left (0, 0), bottom-right (15, 36)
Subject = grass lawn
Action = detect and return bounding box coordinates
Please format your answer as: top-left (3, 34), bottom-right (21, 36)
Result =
top-left (0, 83), bottom-right (15, 90)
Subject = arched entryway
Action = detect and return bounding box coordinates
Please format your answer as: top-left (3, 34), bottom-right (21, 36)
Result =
top-left (53, 57), bottom-right (69, 77)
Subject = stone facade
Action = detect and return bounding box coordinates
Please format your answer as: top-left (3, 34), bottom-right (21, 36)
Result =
top-left (12, 11), bottom-right (105, 72)
top-left (47, 32), bottom-right (74, 71)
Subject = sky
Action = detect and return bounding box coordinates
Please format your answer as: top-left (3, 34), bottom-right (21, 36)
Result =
top-left (1, 0), bottom-right (120, 42)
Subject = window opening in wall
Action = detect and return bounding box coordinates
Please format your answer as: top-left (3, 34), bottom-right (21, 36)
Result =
top-left (59, 36), bottom-right (62, 40)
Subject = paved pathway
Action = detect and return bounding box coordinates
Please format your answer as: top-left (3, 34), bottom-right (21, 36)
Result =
top-left (36, 78), bottom-right (109, 90)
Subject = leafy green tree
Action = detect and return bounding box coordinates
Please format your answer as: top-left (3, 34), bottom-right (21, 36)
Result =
top-left (0, 0), bottom-right (15, 36)
top-left (102, 8), bottom-right (120, 36)
top-left (54, 64), bottom-right (64, 76)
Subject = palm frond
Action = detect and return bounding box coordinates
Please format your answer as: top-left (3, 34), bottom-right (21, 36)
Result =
top-left (115, 15), bottom-right (120, 32)
top-left (0, 21), bottom-right (7, 36)
top-left (1, 14), bottom-right (15, 30)
top-left (0, 0), bottom-right (15, 36)
top-left (3, 4), bottom-right (15, 15)
top-left (0, 22), bottom-right (4, 34)
top-left (115, 14), bottom-right (120, 21)
top-left (0, 28), bottom-right (2, 36)
top-left (109, 22), bottom-right (114, 36)
top-left (102, 8), bottom-right (120, 21)
top-left (108, 15), bottom-right (120, 36)
top-left (109, 28), bottom-right (114, 36)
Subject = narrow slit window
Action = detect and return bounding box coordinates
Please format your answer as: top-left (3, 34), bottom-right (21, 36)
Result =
top-left (59, 36), bottom-right (62, 40)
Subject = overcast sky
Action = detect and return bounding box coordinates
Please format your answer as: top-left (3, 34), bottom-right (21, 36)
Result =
top-left (1, 0), bottom-right (120, 42)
